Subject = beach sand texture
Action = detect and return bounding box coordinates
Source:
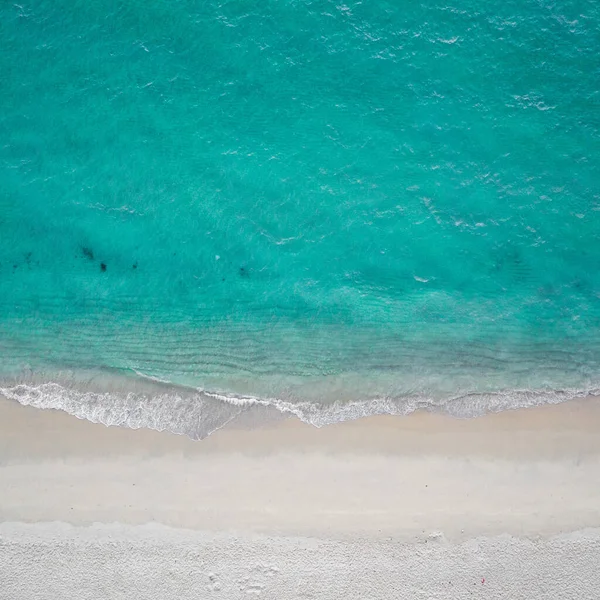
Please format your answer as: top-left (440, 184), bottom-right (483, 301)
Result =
top-left (2, 396), bottom-right (600, 598)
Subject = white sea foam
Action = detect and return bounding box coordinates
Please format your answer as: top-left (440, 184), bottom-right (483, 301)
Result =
top-left (1, 377), bottom-right (599, 439)
top-left (0, 381), bottom-right (244, 440)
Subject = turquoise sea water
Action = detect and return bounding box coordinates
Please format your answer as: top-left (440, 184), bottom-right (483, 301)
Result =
top-left (1, 0), bottom-right (600, 436)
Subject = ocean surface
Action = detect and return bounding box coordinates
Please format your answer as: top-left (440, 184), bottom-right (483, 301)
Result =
top-left (1, 0), bottom-right (599, 437)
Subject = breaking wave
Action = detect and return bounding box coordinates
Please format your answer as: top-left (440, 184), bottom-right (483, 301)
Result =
top-left (1, 378), bottom-right (598, 440)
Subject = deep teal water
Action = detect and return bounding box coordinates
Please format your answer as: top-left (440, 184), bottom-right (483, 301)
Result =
top-left (1, 0), bottom-right (600, 435)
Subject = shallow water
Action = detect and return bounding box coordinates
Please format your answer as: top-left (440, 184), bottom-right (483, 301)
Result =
top-left (1, 0), bottom-right (599, 435)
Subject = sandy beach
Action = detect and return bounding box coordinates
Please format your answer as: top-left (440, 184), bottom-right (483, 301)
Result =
top-left (2, 395), bottom-right (600, 599)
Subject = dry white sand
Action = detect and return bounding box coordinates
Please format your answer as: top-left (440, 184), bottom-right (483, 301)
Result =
top-left (1, 396), bottom-right (600, 599)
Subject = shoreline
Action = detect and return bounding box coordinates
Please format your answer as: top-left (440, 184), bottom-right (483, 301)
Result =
top-left (2, 391), bottom-right (600, 459)
top-left (1, 395), bottom-right (600, 539)
top-left (3, 373), bottom-right (600, 440)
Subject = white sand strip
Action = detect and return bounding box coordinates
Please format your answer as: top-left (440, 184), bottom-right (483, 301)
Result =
top-left (1, 396), bottom-right (600, 598)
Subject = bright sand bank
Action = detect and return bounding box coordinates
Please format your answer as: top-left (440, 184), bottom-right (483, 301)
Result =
top-left (1, 396), bottom-right (600, 599)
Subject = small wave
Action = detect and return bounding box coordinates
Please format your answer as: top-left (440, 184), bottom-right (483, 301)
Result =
top-left (203, 385), bottom-right (600, 424)
top-left (130, 369), bottom-right (174, 386)
top-left (1, 379), bottom-right (599, 440)
top-left (0, 381), bottom-right (245, 440)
